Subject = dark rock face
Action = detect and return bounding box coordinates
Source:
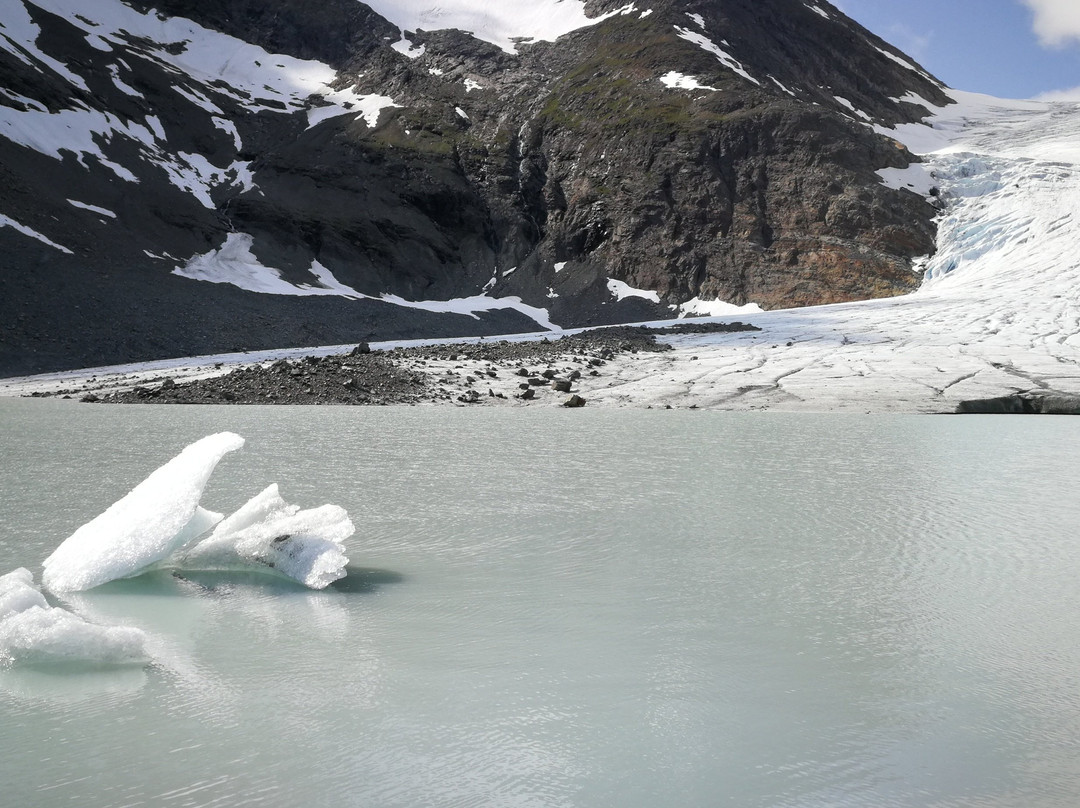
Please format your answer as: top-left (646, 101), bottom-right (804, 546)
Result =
top-left (1, 0), bottom-right (947, 375)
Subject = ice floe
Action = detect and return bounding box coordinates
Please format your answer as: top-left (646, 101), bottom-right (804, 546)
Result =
top-left (0, 569), bottom-right (149, 668)
top-left (40, 433), bottom-right (353, 592)
top-left (180, 485), bottom-right (352, 590)
top-left (0, 568), bottom-right (47, 619)
top-left (2, 431), bottom-right (357, 670)
top-left (42, 433), bottom-right (245, 592)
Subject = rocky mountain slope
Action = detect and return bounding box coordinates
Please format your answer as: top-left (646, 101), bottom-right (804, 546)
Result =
top-left (0, 0), bottom-right (950, 375)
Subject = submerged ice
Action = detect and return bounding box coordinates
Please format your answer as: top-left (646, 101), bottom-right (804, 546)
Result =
top-left (41, 432), bottom-right (352, 593)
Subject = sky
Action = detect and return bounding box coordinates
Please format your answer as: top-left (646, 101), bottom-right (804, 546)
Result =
top-left (834, 0), bottom-right (1080, 99)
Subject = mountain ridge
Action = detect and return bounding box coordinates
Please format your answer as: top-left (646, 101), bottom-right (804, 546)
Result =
top-left (1, 0), bottom-right (949, 375)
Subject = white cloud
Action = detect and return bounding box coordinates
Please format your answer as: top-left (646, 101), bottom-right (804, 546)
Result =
top-left (1035, 85), bottom-right (1080, 101)
top-left (1022, 0), bottom-right (1080, 47)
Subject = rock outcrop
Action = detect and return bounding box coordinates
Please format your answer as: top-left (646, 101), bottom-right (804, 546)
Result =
top-left (0, 0), bottom-right (948, 375)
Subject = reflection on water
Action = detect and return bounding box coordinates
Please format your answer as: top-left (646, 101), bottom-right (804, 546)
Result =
top-left (1, 400), bottom-right (1080, 807)
top-left (0, 665), bottom-right (147, 705)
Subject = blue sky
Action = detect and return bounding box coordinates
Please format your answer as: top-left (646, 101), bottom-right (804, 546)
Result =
top-left (834, 0), bottom-right (1080, 99)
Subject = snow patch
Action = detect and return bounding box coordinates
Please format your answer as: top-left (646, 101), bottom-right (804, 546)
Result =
top-left (874, 45), bottom-right (935, 83)
top-left (0, 0), bottom-right (90, 91)
top-left (876, 163), bottom-right (937, 198)
top-left (391, 33), bottom-right (426, 58)
top-left (678, 297), bottom-right (763, 318)
top-left (358, 0), bottom-right (638, 55)
top-left (0, 213), bottom-right (74, 254)
top-left (687, 13), bottom-right (706, 28)
top-left (833, 95), bottom-right (872, 122)
top-left (109, 65), bottom-right (142, 98)
top-left (67, 199), bottom-right (117, 218)
top-left (379, 293), bottom-right (559, 331)
top-left (674, 27), bottom-right (761, 86)
top-left (660, 71), bottom-right (719, 92)
top-left (175, 235), bottom-right (559, 330)
top-left (306, 89), bottom-right (398, 129)
top-left (174, 233), bottom-right (364, 297)
top-left (770, 76), bottom-right (797, 97)
top-left (608, 279), bottom-right (660, 303)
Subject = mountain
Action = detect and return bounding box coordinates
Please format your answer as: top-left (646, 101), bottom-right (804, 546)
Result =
top-left (0, 0), bottom-right (951, 375)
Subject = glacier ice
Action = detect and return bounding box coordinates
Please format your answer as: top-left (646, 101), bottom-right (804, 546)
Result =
top-left (179, 484), bottom-right (352, 589)
top-left (42, 432), bottom-right (244, 592)
top-left (0, 568), bottom-right (48, 620)
top-left (0, 606), bottom-right (149, 667)
top-left (4, 432), bottom-right (356, 673)
top-left (0, 568), bottom-right (149, 668)
top-left (39, 432), bottom-right (352, 594)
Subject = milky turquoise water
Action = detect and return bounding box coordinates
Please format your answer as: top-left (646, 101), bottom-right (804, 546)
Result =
top-left (2, 400), bottom-right (1080, 807)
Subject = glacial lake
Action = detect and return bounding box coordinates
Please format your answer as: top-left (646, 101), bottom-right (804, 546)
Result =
top-left (2, 399), bottom-right (1080, 807)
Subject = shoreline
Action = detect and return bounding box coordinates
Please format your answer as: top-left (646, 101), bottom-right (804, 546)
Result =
top-left (4, 323), bottom-right (760, 409)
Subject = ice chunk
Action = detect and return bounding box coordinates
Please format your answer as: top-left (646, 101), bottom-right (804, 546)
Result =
top-left (0, 568), bottom-right (48, 619)
top-left (0, 606), bottom-right (148, 668)
top-left (0, 568), bottom-right (149, 668)
top-left (180, 484), bottom-right (352, 589)
top-left (170, 506), bottom-right (225, 549)
top-left (42, 432), bottom-right (244, 592)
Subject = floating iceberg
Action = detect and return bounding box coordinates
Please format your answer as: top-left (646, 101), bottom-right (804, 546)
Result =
top-left (40, 432), bottom-right (352, 593)
top-left (42, 432), bottom-right (244, 592)
top-left (0, 568), bottom-right (148, 668)
top-left (180, 484), bottom-right (352, 589)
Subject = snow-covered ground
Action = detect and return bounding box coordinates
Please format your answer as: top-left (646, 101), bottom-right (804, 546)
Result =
top-left (575, 93), bottom-right (1080, 411)
top-left (3, 91), bottom-right (1080, 412)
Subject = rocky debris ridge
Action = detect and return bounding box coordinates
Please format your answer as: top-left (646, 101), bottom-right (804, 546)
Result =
top-left (2, 0), bottom-right (946, 376)
top-left (90, 323), bottom-right (758, 406)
